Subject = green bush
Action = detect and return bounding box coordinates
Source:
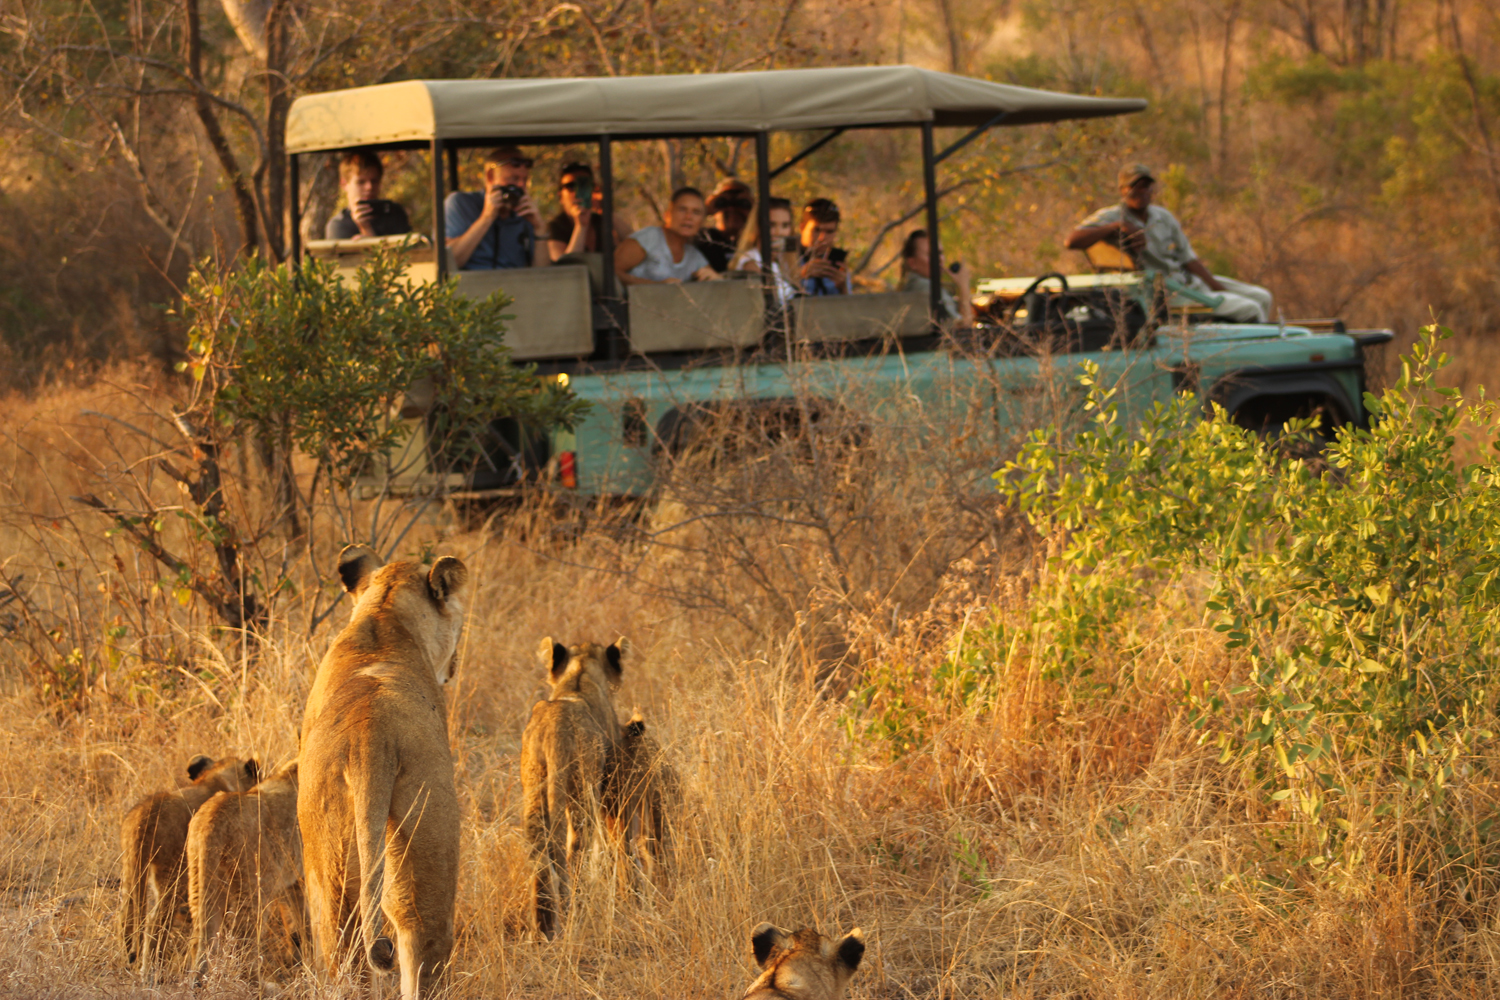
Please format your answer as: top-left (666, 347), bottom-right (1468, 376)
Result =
top-left (999, 324), bottom-right (1500, 856)
top-left (180, 245), bottom-right (585, 488)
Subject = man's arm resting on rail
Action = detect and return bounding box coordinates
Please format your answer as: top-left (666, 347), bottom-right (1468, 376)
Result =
top-left (1065, 220), bottom-right (1144, 252)
top-left (1183, 258), bottom-right (1225, 292)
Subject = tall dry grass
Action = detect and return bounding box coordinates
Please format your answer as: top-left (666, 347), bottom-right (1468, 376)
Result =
top-left (0, 365), bottom-right (1498, 1000)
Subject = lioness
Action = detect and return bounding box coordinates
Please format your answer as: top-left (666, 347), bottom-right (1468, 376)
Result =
top-left (187, 757), bottom-right (303, 986)
top-left (602, 710), bottom-right (680, 887)
top-left (520, 637), bottom-right (626, 938)
top-left (299, 546), bottom-right (467, 1000)
top-left (742, 923), bottom-right (866, 1000)
top-left (120, 754), bottom-right (260, 972)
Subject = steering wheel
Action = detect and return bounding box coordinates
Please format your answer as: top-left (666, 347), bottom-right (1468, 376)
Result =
top-left (1020, 272), bottom-right (1071, 296)
top-left (1008, 272), bottom-right (1071, 326)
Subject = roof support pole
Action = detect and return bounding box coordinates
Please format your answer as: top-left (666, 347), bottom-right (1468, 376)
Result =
top-left (446, 146), bottom-right (460, 197)
top-left (600, 134), bottom-right (615, 301)
top-left (769, 127), bottom-right (845, 180)
top-left (933, 111), bottom-right (1010, 164)
top-left (754, 130), bottom-right (779, 339)
top-left (432, 138), bottom-right (447, 283)
top-left (921, 121), bottom-right (942, 330)
top-left (288, 152), bottom-right (301, 264)
top-left (599, 133), bottom-right (623, 361)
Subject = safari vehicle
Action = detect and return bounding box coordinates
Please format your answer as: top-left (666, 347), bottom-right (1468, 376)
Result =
top-left (285, 67), bottom-right (1393, 498)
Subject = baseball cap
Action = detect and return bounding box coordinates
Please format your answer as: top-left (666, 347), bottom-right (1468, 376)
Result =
top-left (1118, 162), bottom-right (1155, 187)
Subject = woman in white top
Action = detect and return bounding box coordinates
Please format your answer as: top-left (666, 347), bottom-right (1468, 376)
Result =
top-left (615, 188), bottom-right (721, 285)
top-left (732, 196), bottom-right (798, 305)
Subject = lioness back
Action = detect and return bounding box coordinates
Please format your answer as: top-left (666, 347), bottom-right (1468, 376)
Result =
top-left (187, 758), bottom-right (302, 985)
top-left (298, 546), bottom-right (468, 1000)
top-left (120, 754), bottom-right (260, 971)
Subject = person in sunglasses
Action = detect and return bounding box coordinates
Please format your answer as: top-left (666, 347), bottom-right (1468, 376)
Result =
top-left (697, 178), bottom-right (754, 273)
top-left (445, 146), bottom-right (545, 270)
top-left (1066, 163), bottom-right (1273, 323)
top-left (545, 162), bottom-right (628, 261)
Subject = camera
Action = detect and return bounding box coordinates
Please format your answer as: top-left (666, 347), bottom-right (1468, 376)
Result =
top-left (497, 184), bottom-right (525, 209)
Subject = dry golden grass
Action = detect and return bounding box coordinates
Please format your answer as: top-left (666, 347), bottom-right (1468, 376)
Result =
top-left (0, 368), bottom-right (1498, 1000)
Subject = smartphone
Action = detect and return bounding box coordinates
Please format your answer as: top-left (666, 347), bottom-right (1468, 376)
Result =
top-left (828, 247), bottom-right (848, 265)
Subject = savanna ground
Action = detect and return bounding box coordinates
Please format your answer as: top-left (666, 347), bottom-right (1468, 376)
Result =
top-left (4, 325), bottom-right (1500, 1000)
top-left (3, 0), bottom-right (1500, 992)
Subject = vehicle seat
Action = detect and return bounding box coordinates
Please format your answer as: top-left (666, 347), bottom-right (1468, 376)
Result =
top-left (792, 291), bottom-right (928, 343)
top-left (1080, 241), bottom-right (1138, 273)
top-left (627, 281), bottom-right (765, 353)
top-left (453, 264), bottom-right (594, 360)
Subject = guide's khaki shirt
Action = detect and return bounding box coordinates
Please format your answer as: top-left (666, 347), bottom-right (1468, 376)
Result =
top-left (1078, 203), bottom-right (1196, 275)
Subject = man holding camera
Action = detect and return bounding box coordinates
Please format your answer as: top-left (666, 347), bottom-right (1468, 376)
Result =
top-left (798, 198), bottom-right (851, 295)
top-left (325, 150), bottom-right (411, 240)
top-left (445, 145), bottom-right (545, 270)
top-left (697, 178), bottom-right (754, 273)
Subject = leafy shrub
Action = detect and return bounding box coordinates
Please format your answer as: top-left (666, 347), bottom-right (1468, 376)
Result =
top-left (180, 246), bottom-right (585, 488)
top-left (852, 326), bottom-right (1500, 871)
top-left (78, 247), bottom-right (585, 633)
top-left (998, 324), bottom-right (1500, 857)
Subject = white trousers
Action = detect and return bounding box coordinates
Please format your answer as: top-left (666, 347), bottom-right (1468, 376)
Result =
top-left (1186, 274), bottom-right (1275, 323)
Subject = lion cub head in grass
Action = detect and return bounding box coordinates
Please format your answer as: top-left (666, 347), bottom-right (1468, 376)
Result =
top-left (742, 923), bottom-right (865, 1000)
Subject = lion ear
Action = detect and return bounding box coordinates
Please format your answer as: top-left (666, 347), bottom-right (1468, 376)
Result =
top-left (338, 545), bottom-right (383, 596)
top-left (836, 929), bottom-right (865, 972)
top-left (538, 637), bottom-right (569, 681)
top-left (244, 758), bottom-right (260, 786)
top-left (428, 556), bottom-right (468, 604)
top-left (186, 755), bottom-right (213, 780)
top-left (751, 923), bottom-right (790, 969)
top-left (605, 637), bottom-right (627, 679)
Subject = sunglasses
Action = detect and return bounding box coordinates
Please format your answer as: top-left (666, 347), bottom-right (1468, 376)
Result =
top-left (560, 180), bottom-right (592, 192)
top-left (714, 197), bottom-right (753, 211)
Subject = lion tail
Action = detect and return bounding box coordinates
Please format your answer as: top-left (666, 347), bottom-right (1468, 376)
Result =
top-left (521, 711), bottom-right (564, 939)
top-left (354, 770), bottom-right (396, 974)
top-left (120, 821), bottom-right (146, 966)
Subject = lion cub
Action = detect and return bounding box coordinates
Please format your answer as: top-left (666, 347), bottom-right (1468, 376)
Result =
top-left (299, 546), bottom-right (468, 1000)
top-left (602, 710), bottom-right (680, 886)
top-left (187, 758), bottom-right (303, 986)
top-left (742, 923), bottom-right (866, 1000)
top-left (120, 754), bottom-right (260, 972)
top-left (520, 637), bottom-right (626, 938)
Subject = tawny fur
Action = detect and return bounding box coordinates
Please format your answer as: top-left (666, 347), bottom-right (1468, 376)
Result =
top-left (297, 546), bottom-right (468, 1000)
top-left (187, 758), bottom-right (304, 986)
top-left (601, 711), bottom-right (681, 888)
top-left (119, 754), bottom-right (259, 974)
top-left (742, 924), bottom-right (866, 1000)
top-left (520, 637), bottom-right (626, 938)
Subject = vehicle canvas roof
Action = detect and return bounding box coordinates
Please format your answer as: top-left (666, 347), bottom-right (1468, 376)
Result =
top-left (286, 66), bottom-right (1148, 153)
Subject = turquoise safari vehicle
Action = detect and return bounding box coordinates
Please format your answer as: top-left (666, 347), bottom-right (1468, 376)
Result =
top-left (285, 68), bottom-right (1391, 498)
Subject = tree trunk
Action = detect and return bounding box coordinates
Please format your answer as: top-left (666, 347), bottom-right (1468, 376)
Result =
top-left (219, 0), bottom-right (271, 59)
top-left (937, 0), bottom-right (962, 73)
top-left (1218, 2), bottom-right (1240, 178)
top-left (263, 0), bottom-right (290, 261)
top-left (183, 0), bottom-right (260, 258)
